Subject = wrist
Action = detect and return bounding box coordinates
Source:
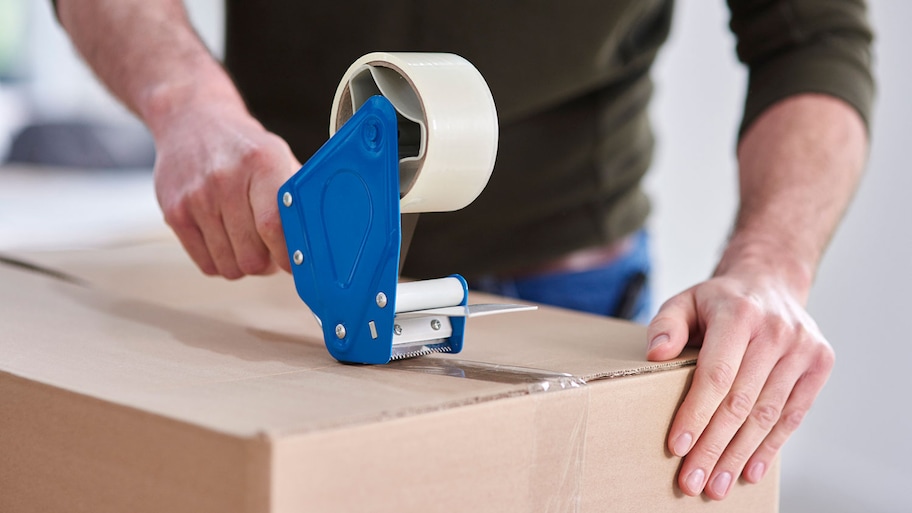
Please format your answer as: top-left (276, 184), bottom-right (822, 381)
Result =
top-left (713, 231), bottom-right (816, 304)
top-left (138, 62), bottom-right (249, 139)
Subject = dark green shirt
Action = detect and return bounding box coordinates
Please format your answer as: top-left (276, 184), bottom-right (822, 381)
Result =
top-left (222, 0), bottom-right (874, 279)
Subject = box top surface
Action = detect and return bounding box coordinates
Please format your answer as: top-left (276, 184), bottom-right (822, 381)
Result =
top-left (1, 239), bottom-right (695, 438)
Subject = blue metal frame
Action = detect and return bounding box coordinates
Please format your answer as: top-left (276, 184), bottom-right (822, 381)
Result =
top-left (278, 95), bottom-right (466, 364)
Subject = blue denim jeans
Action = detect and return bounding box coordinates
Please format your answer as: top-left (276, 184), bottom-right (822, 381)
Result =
top-left (471, 231), bottom-right (653, 324)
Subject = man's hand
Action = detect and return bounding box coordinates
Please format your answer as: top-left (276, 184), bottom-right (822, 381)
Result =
top-left (647, 263), bottom-right (833, 499)
top-left (644, 93), bottom-right (867, 500)
top-left (152, 99), bottom-right (300, 279)
top-left (56, 0), bottom-right (301, 279)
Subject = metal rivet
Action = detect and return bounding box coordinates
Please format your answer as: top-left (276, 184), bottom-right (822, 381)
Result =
top-left (376, 292), bottom-right (388, 308)
top-left (335, 324), bottom-right (346, 339)
top-left (363, 121), bottom-right (382, 150)
top-left (430, 319), bottom-right (442, 331)
top-left (394, 324), bottom-right (402, 336)
top-left (368, 320), bottom-right (378, 339)
top-left (293, 250), bottom-right (304, 265)
top-left (282, 191), bottom-right (293, 207)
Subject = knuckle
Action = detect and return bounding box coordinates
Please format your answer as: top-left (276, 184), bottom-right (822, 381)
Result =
top-left (723, 445), bottom-right (751, 466)
top-left (723, 391), bottom-right (754, 421)
top-left (780, 408), bottom-right (807, 433)
top-left (763, 434), bottom-right (787, 452)
top-left (763, 440), bottom-right (782, 453)
top-left (186, 185), bottom-right (217, 215)
top-left (814, 344), bottom-right (836, 372)
top-left (207, 165), bottom-right (245, 199)
top-left (726, 294), bottom-right (761, 322)
top-left (240, 143), bottom-right (272, 170)
top-left (237, 252), bottom-right (271, 275)
top-left (792, 337), bottom-right (835, 377)
top-left (255, 208), bottom-right (283, 239)
top-left (751, 322), bottom-right (792, 355)
top-left (764, 318), bottom-right (791, 345)
top-left (750, 403), bottom-right (781, 431)
top-left (701, 439), bottom-right (726, 462)
top-left (789, 323), bottom-right (819, 351)
top-left (209, 166), bottom-right (233, 190)
top-left (703, 361), bottom-right (737, 393)
top-left (162, 203), bottom-right (191, 229)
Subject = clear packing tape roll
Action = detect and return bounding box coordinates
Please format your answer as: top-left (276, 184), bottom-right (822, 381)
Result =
top-left (330, 52), bottom-right (499, 214)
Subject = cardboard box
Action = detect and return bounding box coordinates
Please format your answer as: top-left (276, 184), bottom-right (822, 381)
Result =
top-left (0, 239), bottom-right (779, 512)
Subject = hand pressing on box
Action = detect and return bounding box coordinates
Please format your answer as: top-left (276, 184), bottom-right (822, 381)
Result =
top-left (644, 94), bottom-right (868, 500)
top-left (646, 262), bottom-right (833, 500)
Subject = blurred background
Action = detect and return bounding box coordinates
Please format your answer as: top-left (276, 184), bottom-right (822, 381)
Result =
top-left (0, 1), bottom-right (908, 511)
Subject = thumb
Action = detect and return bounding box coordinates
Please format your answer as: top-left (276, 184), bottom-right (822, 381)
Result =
top-left (646, 290), bottom-right (698, 361)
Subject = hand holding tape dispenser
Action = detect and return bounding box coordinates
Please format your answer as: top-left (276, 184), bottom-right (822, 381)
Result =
top-left (278, 52), bottom-right (536, 364)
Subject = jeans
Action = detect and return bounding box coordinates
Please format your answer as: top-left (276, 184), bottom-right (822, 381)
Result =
top-left (471, 230), bottom-right (653, 324)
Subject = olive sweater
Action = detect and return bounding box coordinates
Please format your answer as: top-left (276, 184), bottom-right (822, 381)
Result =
top-left (219, 0), bottom-right (874, 279)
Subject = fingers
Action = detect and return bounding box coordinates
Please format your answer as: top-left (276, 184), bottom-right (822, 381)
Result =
top-left (163, 183), bottom-right (244, 279)
top-left (251, 193), bottom-right (291, 273)
top-left (667, 302), bottom-right (753, 493)
top-left (678, 331), bottom-right (787, 498)
top-left (658, 283), bottom-right (835, 500)
top-left (157, 130), bottom-right (299, 279)
top-left (169, 218), bottom-right (218, 276)
top-left (741, 346), bottom-right (833, 483)
top-left (698, 355), bottom-right (797, 498)
top-left (647, 292), bottom-right (698, 361)
top-left (249, 148), bottom-right (300, 274)
top-left (170, 192), bottom-right (279, 278)
top-left (694, 344), bottom-right (831, 500)
top-left (221, 200), bottom-right (275, 276)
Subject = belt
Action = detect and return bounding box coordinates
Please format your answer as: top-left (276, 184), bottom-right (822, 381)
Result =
top-left (505, 234), bottom-right (636, 279)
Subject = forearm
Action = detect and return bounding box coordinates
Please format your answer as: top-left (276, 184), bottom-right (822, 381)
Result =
top-left (57, 1), bottom-right (298, 279)
top-left (56, 0), bottom-right (246, 136)
top-left (715, 93), bottom-right (869, 303)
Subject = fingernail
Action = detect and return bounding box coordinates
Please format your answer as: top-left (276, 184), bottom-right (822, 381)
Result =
top-left (748, 462), bottom-right (766, 482)
top-left (685, 468), bottom-right (705, 494)
top-left (672, 432), bottom-right (692, 457)
top-left (648, 333), bottom-right (669, 352)
top-left (710, 471), bottom-right (732, 497)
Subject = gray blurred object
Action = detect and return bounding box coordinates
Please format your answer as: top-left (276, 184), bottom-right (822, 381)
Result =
top-left (6, 120), bottom-right (155, 169)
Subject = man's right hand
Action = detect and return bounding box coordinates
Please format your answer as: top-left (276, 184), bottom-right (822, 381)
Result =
top-left (56, 0), bottom-right (302, 279)
top-left (150, 98), bottom-right (301, 279)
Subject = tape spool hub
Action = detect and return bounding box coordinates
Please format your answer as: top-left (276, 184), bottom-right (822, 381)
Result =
top-left (335, 63), bottom-right (426, 198)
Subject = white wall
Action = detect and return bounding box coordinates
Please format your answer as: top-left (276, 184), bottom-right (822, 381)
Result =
top-left (649, 1), bottom-right (911, 511)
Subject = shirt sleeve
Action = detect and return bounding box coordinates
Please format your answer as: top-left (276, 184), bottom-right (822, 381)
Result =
top-left (727, 0), bottom-right (875, 137)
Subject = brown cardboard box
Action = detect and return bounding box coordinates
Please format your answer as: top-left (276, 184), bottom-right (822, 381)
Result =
top-left (0, 239), bottom-right (779, 512)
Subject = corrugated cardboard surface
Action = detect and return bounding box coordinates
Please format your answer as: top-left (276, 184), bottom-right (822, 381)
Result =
top-left (0, 239), bottom-right (779, 512)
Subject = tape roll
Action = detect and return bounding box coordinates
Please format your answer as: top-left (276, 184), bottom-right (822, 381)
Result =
top-left (330, 52), bottom-right (498, 214)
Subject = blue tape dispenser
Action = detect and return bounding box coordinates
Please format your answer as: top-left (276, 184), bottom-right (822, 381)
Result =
top-left (278, 53), bottom-right (535, 364)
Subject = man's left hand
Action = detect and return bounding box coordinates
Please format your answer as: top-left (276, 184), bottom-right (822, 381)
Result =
top-left (646, 266), bottom-right (834, 500)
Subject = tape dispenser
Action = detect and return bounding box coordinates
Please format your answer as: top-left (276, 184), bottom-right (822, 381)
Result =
top-left (278, 53), bottom-right (535, 364)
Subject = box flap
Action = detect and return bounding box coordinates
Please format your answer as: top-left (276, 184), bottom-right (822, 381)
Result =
top-left (2, 238), bottom-right (696, 439)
